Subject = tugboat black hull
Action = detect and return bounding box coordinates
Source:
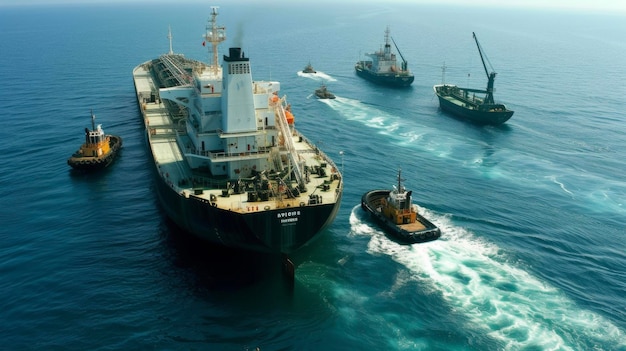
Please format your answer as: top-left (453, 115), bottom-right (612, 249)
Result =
top-left (361, 190), bottom-right (440, 244)
top-left (67, 135), bottom-right (122, 171)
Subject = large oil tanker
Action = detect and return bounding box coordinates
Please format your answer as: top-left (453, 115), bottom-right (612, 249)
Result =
top-left (132, 7), bottom-right (343, 255)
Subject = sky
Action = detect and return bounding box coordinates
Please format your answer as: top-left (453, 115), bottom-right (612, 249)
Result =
top-left (0, 0), bottom-right (624, 15)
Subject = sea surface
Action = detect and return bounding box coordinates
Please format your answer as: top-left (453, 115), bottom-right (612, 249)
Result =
top-left (1, 2), bottom-right (625, 350)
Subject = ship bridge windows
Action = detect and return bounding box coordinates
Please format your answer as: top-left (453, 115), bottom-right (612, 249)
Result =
top-left (228, 63), bottom-right (250, 75)
top-left (89, 133), bottom-right (104, 144)
top-left (88, 126), bottom-right (105, 144)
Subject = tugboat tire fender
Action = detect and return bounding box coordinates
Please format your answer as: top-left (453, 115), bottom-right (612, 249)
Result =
top-left (419, 233), bottom-right (426, 240)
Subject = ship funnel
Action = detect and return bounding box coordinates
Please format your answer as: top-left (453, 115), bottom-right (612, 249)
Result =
top-left (230, 47), bottom-right (242, 58)
top-left (224, 47), bottom-right (249, 62)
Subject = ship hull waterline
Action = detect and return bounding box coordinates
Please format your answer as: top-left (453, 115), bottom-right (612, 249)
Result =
top-left (361, 190), bottom-right (441, 244)
top-left (434, 87), bottom-right (514, 126)
top-left (355, 66), bottom-right (414, 88)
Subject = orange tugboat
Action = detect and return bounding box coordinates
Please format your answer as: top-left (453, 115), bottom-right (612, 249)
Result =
top-left (361, 169), bottom-right (441, 244)
top-left (67, 111), bottom-right (122, 171)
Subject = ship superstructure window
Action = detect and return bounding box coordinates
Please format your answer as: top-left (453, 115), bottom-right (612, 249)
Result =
top-left (89, 129), bottom-right (104, 144)
top-left (229, 63), bottom-right (250, 75)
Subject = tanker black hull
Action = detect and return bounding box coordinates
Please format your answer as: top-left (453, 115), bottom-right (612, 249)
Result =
top-left (154, 173), bottom-right (341, 254)
top-left (144, 130), bottom-right (341, 255)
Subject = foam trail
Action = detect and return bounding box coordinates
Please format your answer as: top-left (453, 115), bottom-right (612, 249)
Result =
top-left (349, 206), bottom-right (626, 350)
top-left (327, 97), bottom-right (625, 214)
top-left (297, 70), bottom-right (336, 82)
top-left (547, 175), bottom-right (574, 197)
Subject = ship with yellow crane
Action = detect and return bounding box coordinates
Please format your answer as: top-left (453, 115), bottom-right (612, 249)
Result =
top-left (67, 111), bottom-right (122, 171)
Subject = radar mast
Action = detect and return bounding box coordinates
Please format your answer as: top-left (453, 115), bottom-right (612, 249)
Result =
top-left (167, 25), bottom-right (173, 55)
top-left (204, 6), bottom-right (226, 73)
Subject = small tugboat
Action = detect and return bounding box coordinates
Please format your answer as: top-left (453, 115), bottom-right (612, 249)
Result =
top-left (355, 26), bottom-right (414, 88)
top-left (302, 62), bottom-right (316, 74)
top-left (433, 32), bottom-right (514, 125)
top-left (67, 111), bottom-right (122, 171)
top-left (361, 169), bottom-right (441, 244)
top-left (315, 84), bottom-right (336, 99)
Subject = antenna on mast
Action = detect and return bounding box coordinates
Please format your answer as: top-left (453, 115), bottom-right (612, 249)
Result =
top-left (383, 26), bottom-right (391, 59)
top-left (167, 25), bottom-right (173, 54)
top-left (204, 6), bottom-right (226, 73)
top-left (441, 61), bottom-right (447, 84)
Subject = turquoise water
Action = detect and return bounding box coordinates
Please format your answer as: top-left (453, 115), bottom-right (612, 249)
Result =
top-left (0, 3), bottom-right (624, 350)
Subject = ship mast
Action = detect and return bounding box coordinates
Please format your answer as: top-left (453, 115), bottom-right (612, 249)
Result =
top-left (473, 32), bottom-right (496, 104)
top-left (383, 26), bottom-right (392, 59)
top-left (167, 26), bottom-right (173, 55)
top-left (91, 110), bottom-right (96, 131)
top-left (204, 6), bottom-right (226, 74)
top-left (396, 168), bottom-right (405, 193)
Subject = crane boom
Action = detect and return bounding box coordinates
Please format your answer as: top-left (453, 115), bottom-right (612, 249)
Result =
top-left (391, 36), bottom-right (408, 71)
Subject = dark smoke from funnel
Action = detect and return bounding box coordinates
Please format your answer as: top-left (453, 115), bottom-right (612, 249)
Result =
top-left (232, 21), bottom-right (244, 48)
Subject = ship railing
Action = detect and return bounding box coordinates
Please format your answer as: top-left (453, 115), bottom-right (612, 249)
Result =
top-left (295, 131), bottom-right (343, 198)
top-left (227, 198), bottom-right (310, 213)
top-left (185, 176), bottom-right (231, 191)
top-left (184, 147), bottom-right (273, 160)
top-left (297, 131), bottom-right (342, 175)
top-left (446, 87), bottom-right (483, 107)
top-left (270, 96), bottom-right (305, 187)
top-left (158, 54), bottom-right (194, 88)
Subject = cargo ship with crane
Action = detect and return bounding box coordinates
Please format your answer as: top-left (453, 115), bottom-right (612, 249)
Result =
top-left (355, 26), bottom-right (414, 87)
top-left (433, 32), bottom-right (514, 125)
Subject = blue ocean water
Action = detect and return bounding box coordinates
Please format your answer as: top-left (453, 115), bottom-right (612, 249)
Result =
top-left (1, 2), bottom-right (625, 350)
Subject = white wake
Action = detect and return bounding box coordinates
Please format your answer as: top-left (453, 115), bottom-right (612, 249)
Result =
top-left (349, 205), bottom-right (625, 350)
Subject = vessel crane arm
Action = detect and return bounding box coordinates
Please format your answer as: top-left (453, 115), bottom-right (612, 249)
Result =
top-left (391, 36), bottom-right (408, 70)
top-left (473, 32), bottom-right (495, 79)
top-left (472, 32), bottom-right (498, 103)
